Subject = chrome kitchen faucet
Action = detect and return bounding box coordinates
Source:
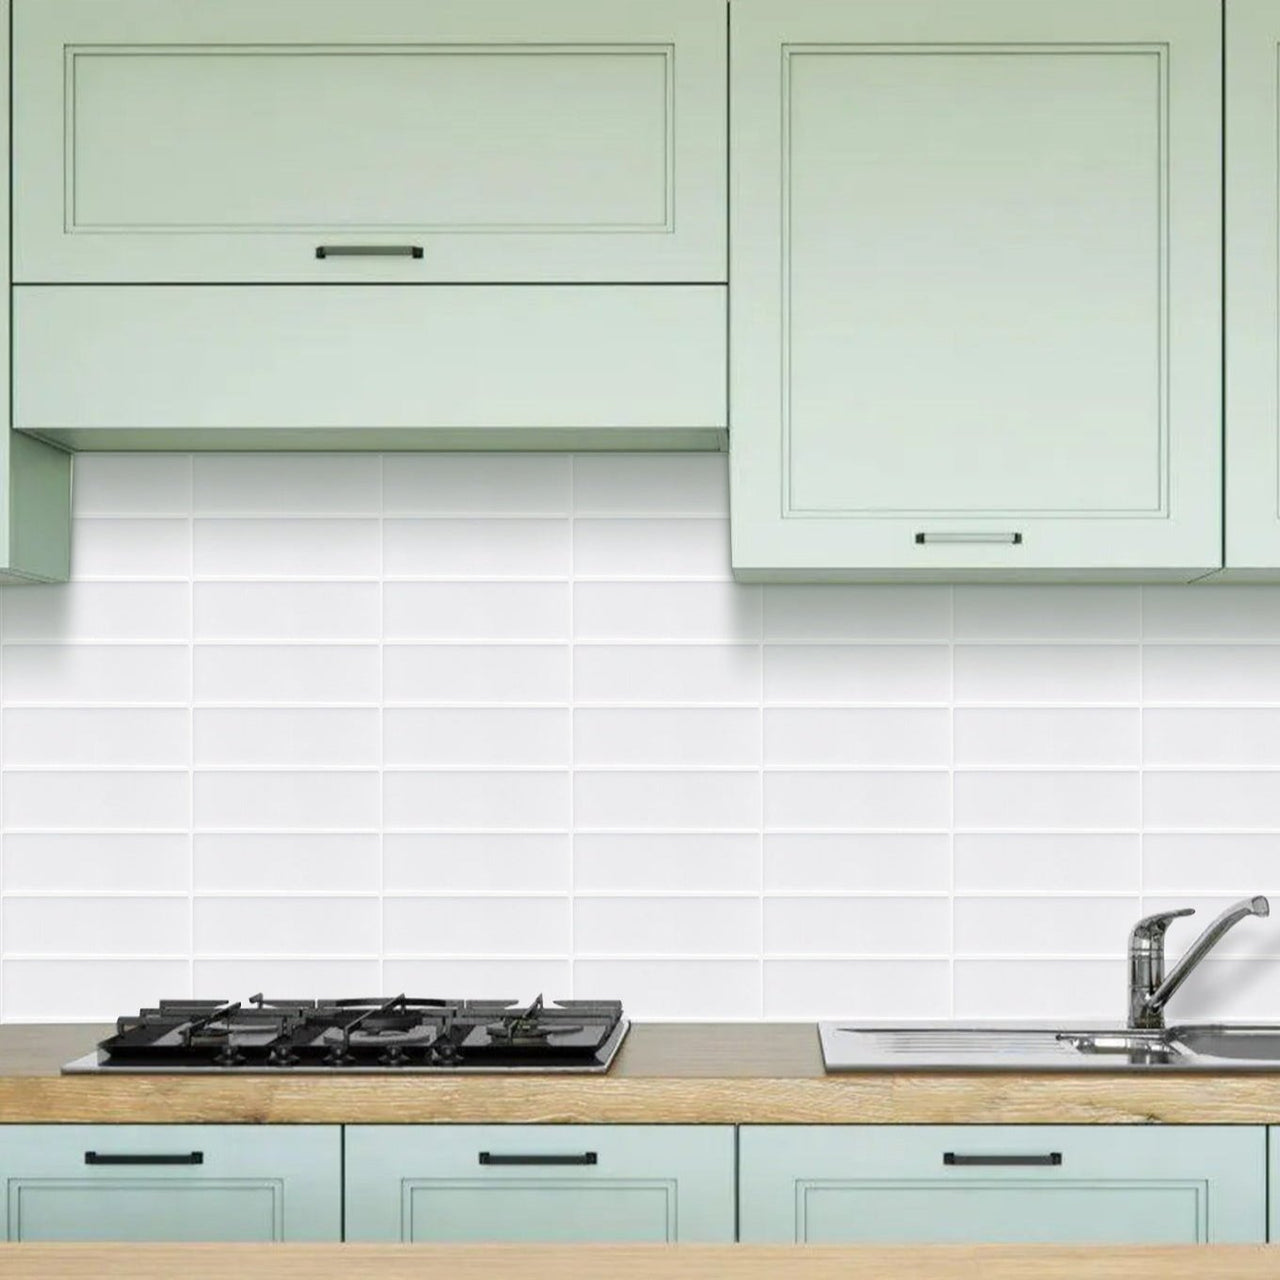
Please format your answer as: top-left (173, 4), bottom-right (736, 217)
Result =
top-left (1128, 896), bottom-right (1270, 1030)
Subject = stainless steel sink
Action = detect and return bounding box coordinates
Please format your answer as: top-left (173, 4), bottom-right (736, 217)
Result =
top-left (819, 1023), bottom-right (1280, 1071)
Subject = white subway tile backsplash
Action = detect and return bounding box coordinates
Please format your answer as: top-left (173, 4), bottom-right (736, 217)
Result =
top-left (10, 455), bottom-right (1280, 1022)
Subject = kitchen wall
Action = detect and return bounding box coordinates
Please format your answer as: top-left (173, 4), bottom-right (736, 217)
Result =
top-left (1, 450), bottom-right (1277, 1022)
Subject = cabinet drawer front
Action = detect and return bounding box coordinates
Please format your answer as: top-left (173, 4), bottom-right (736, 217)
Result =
top-left (0, 1125), bottom-right (341, 1242)
top-left (739, 1126), bottom-right (1265, 1245)
top-left (15, 0), bottom-right (726, 283)
top-left (344, 1125), bottom-right (734, 1243)
top-left (14, 285), bottom-right (726, 450)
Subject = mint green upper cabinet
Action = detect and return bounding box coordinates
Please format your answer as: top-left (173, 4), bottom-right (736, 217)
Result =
top-left (13, 0), bottom-right (726, 284)
top-left (729, 0), bottom-right (1222, 582)
top-left (1225, 0), bottom-right (1280, 576)
top-left (739, 1126), bottom-right (1266, 1245)
top-left (0, 1125), bottom-right (341, 1242)
top-left (344, 1125), bottom-right (735, 1244)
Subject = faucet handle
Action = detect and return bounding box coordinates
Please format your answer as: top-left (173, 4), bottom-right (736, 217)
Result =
top-left (1130, 907), bottom-right (1195, 945)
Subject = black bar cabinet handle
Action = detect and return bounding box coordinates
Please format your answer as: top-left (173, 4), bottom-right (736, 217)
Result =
top-left (315, 244), bottom-right (424, 259)
top-left (85, 1151), bottom-right (204, 1167)
top-left (943, 1152), bottom-right (1062, 1168)
top-left (478, 1151), bottom-right (598, 1167)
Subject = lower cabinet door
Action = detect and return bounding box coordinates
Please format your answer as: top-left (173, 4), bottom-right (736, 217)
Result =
top-left (0, 1125), bottom-right (341, 1242)
top-left (739, 1125), bottom-right (1265, 1244)
top-left (344, 1125), bottom-right (735, 1243)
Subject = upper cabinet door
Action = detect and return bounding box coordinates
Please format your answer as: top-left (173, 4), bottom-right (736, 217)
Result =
top-left (730, 0), bottom-right (1222, 581)
top-left (13, 0), bottom-right (726, 283)
top-left (1227, 0), bottom-right (1280, 576)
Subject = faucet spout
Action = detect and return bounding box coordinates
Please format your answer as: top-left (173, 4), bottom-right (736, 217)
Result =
top-left (1129, 895), bottom-right (1270, 1030)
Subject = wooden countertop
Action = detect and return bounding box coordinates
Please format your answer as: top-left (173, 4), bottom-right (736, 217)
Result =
top-left (4, 1022), bottom-right (1280, 1124)
top-left (3, 1244), bottom-right (1279, 1280)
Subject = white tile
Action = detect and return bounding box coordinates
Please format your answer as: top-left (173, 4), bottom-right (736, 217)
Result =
top-left (954, 644), bottom-right (1139, 704)
top-left (574, 770), bottom-right (759, 830)
top-left (193, 454), bottom-right (380, 515)
top-left (954, 586), bottom-right (1140, 640)
top-left (195, 582), bottom-right (380, 641)
top-left (384, 582), bottom-right (569, 641)
top-left (194, 518), bottom-right (380, 578)
top-left (3, 644), bottom-right (191, 705)
top-left (1145, 834), bottom-right (1280, 893)
top-left (4, 833), bottom-right (189, 893)
top-left (383, 896), bottom-right (570, 956)
top-left (763, 835), bottom-right (951, 893)
top-left (765, 645), bottom-right (950, 703)
top-left (3, 959), bottom-right (191, 1020)
top-left (764, 709), bottom-right (949, 767)
top-left (764, 896), bottom-right (951, 956)
top-left (384, 770), bottom-right (570, 830)
top-left (383, 455), bottom-right (570, 516)
top-left (572, 454), bottom-right (728, 517)
top-left (953, 896), bottom-right (1136, 956)
top-left (573, 959), bottom-right (759, 1018)
top-left (1143, 645), bottom-right (1280, 703)
top-left (195, 708), bottom-right (379, 767)
top-left (574, 708), bottom-right (759, 768)
top-left (194, 897), bottom-right (380, 956)
top-left (73, 455), bottom-right (192, 517)
top-left (3, 896), bottom-right (189, 956)
top-left (3, 770), bottom-right (189, 830)
top-left (3, 708), bottom-right (189, 767)
top-left (954, 771), bottom-right (1139, 830)
top-left (194, 645), bottom-right (379, 704)
top-left (384, 518), bottom-right (570, 578)
top-left (764, 586), bottom-right (950, 641)
top-left (1138, 896), bottom-right (1279, 960)
top-left (1144, 709), bottom-right (1280, 765)
top-left (1144, 771), bottom-right (1280, 830)
top-left (954, 708), bottom-right (1140, 767)
top-left (194, 770), bottom-right (379, 830)
top-left (764, 960), bottom-right (950, 1019)
top-left (575, 644), bottom-right (759, 705)
top-left (954, 959), bottom-right (1121, 1020)
top-left (574, 582), bottom-right (760, 642)
top-left (382, 958), bottom-right (573, 998)
top-left (954, 834), bottom-right (1139, 893)
top-left (72, 518), bottom-right (191, 578)
top-left (574, 897), bottom-right (759, 956)
top-left (3, 582), bottom-right (189, 642)
top-left (384, 644), bottom-right (570, 704)
top-left (194, 958), bottom-right (381, 998)
top-left (383, 834), bottom-right (570, 893)
top-left (764, 771), bottom-right (950, 830)
top-left (1143, 585), bottom-right (1280, 640)
top-left (383, 708), bottom-right (570, 767)
top-left (575, 834), bottom-right (759, 893)
top-left (574, 519), bottom-right (730, 579)
top-left (194, 834), bottom-right (380, 894)
top-left (1137, 958), bottom-right (1280, 1020)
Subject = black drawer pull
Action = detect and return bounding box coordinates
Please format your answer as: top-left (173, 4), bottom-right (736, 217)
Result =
top-left (85, 1151), bottom-right (204, 1167)
top-left (479, 1152), bottom-right (598, 1167)
top-left (944, 1152), bottom-right (1062, 1168)
top-left (315, 244), bottom-right (424, 259)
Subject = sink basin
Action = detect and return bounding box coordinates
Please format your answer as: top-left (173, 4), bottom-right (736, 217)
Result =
top-left (819, 1022), bottom-right (1280, 1071)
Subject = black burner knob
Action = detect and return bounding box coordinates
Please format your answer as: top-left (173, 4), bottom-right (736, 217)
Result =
top-left (214, 1044), bottom-right (244, 1067)
top-left (430, 1040), bottom-right (463, 1066)
top-left (378, 1045), bottom-right (409, 1067)
top-left (267, 1046), bottom-right (298, 1068)
top-left (323, 1045), bottom-right (352, 1067)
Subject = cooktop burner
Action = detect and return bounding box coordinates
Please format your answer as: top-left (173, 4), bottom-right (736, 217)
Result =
top-left (61, 994), bottom-right (629, 1074)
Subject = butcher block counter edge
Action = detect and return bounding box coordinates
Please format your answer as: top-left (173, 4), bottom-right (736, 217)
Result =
top-left (2, 1244), bottom-right (1279, 1280)
top-left (3, 1023), bottom-right (1280, 1124)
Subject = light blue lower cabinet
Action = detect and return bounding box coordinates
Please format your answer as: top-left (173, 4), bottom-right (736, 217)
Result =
top-left (344, 1125), bottom-right (736, 1243)
top-left (738, 1126), bottom-right (1267, 1245)
top-left (0, 1125), bottom-right (341, 1242)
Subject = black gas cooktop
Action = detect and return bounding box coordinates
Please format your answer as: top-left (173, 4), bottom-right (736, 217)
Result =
top-left (61, 994), bottom-right (629, 1075)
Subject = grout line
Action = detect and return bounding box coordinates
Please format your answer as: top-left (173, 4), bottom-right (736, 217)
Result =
top-left (568, 456), bottom-right (577, 998)
top-left (758, 584), bottom-right (766, 1017)
top-left (947, 584), bottom-right (956, 1018)
top-left (1138, 586), bottom-right (1147, 919)
top-left (187, 455), bottom-right (196, 998)
top-left (377, 455), bottom-right (386, 996)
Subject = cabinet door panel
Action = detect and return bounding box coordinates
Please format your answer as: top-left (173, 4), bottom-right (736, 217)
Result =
top-left (730, 0), bottom-right (1221, 580)
top-left (344, 1125), bottom-right (735, 1243)
top-left (739, 1126), bottom-right (1266, 1244)
top-left (0, 1125), bottom-right (341, 1242)
top-left (15, 0), bottom-right (726, 283)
